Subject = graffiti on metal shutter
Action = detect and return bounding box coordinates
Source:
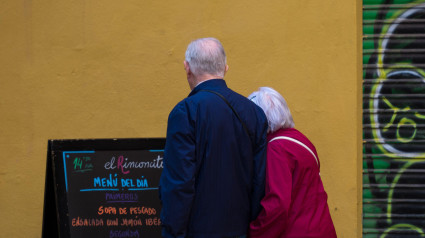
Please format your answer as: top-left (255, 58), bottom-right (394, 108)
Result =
top-left (363, 0), bottom-right (425, 237)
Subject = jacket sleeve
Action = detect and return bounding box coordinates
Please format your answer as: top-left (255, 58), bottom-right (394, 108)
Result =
top-left (159, 102), bottom-right (196, 238)
top-left (249, 141), bottom-right (293, 238)
top-left (250, 119), bottom-right (268, 221)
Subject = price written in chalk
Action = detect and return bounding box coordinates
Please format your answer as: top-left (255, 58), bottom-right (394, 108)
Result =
top-left (73, 157), bottom-right (94, 173)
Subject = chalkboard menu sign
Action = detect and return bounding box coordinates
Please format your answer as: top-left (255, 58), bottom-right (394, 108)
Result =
top-left (42, 138), bottom-right (165, 238)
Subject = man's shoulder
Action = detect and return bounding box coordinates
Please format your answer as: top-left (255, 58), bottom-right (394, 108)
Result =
top-left (225, 88), bottom-right (268, 128)
top-left (168, 98), bottom-right (190, 117)
top-left (229, 90), bottom-right (267, 119)
top-left (171, 87), bottom-right (266, 119)
top-left (225, 88), bottom-right (260, 108)
top-left (168, 95), bottom-right (202, 118)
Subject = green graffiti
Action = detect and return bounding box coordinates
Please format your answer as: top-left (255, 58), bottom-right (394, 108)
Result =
top-left (364, 0), bottom-right (425, 237)
top-left (416, 112), bottom-right (425, 120)
top-left (381, 97), bottom-right (411, 132)
top-left (381, 96), bottom-right (418, 143)
top-left (386, 161), bottom-right (414, 224)
top-left (380, 224), bottom-right (425, 238)
top-left (396, 118), bottom-right (417, 143)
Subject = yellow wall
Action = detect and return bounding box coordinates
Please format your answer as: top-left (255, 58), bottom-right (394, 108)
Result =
top-left (0, 1), bottom-right (361, 237)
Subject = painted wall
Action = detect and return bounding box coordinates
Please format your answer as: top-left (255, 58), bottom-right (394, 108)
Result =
top-left (363, 0), bottom-right (425, 237)
top-left (0, 0), bottom-right (361, 237)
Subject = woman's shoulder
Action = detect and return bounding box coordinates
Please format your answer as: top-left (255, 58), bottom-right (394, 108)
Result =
top-left (268, 128), bottom-right (316, 151)
top-left (267, 128), bottom-right (303, 141)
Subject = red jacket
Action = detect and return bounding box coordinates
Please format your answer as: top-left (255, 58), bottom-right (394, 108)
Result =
top-left (249, 128), bottom-right (337, 238)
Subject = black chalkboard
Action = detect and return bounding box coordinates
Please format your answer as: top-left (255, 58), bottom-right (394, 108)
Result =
top-left (42, 138), bottom-right (165, 238)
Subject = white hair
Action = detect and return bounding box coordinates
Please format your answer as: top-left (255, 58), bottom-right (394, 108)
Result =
top-left (248, 87), bottom-right (295, 133)
top-left (185, 37), bottom-right (227, 77)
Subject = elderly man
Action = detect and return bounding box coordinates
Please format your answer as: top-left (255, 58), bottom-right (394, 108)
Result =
top-left (159, 38), bottom-right (268, 238)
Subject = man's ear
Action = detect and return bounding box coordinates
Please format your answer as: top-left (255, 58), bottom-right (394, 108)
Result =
top-left (224, 64), bottom-right (229, 76)
top-left (184, 61), bottom-right (190, 75)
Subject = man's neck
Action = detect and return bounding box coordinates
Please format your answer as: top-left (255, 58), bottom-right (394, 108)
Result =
top-left (190, 74), bottom-right (222, 90)
top-left (195, 74), bottom-right (222, 86)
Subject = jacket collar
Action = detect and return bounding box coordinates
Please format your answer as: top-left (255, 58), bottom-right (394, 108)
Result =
top-left (267, 128), bottom-right (298, 142)
top-left (188, 79), bottom-right (227, 97)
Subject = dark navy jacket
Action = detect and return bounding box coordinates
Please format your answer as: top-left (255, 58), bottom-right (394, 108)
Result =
top-left (159, 79), bottom-right (268, 238)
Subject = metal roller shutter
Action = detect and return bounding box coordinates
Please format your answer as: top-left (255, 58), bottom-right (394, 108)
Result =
top-left (363, 0), bottom-right (425, 237)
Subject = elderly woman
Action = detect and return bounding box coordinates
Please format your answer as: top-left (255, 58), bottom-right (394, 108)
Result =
top-left (248, 87), bottom-right (336, 238)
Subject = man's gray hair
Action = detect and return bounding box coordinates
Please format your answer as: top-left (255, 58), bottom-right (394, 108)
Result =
top-left (185, 38), bottom-right (227, 77)
top-left (248, 87), bottom-right (295, 133)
